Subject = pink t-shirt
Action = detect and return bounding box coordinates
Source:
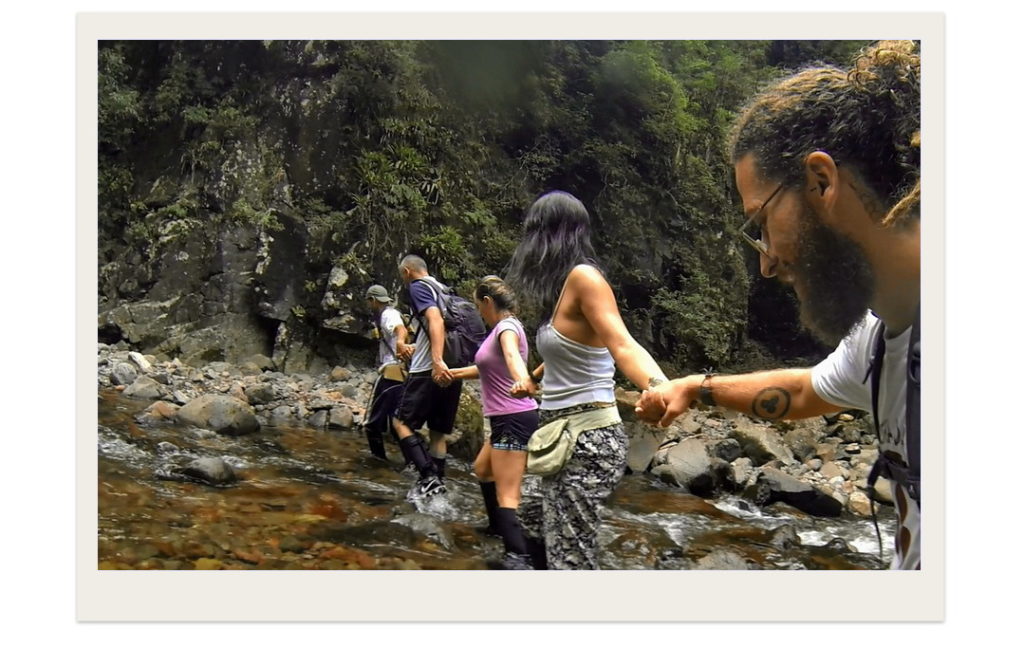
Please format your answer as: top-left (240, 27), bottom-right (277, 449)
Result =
top-left (474, 317), bottom-right (539, 418)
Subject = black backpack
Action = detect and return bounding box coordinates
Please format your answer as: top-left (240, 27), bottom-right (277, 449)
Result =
top-left (864, 309), bottom-right (921, 505)
top-left (412, 277), bottom-right (487, 368)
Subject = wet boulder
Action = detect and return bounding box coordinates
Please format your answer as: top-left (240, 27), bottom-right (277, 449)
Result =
top-left (180, 457), bottom-right (238, 486)
top-left (176, 394), bottom-right (260, 435)
top-left (745, 467), bottom-right (842, 517)
top-left (651, 437), bottom-right (718, 496)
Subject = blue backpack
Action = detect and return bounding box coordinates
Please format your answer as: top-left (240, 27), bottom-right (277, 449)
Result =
top-left (412, 277), bottom-right (487, 368)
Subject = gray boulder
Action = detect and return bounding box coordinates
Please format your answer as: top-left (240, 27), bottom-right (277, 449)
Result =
top-left (730, 418), bottom-right (796, 466)
top-left (123, 375), bottom-right (163, 400)
top-left (329, 406), bottom-right (354, 429)
top-left (245, 383), bottom-right (276, 405)
top-left (110, 362), bottom-right (138, 386)
top-left (176, 394), bottom-right (259, 435)
top-left (651, 438), bottom-right (717, 496)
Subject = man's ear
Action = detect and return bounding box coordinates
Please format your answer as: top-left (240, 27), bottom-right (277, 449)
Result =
top-left (803, 151), bottom-right (840, 214)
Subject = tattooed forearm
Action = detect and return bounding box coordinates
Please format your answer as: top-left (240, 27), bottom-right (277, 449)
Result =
top-left (751, 387), bottom-right (792, 420)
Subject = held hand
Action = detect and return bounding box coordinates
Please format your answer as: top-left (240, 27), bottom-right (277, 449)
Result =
top-left (636, 377), bottom-right (700, 427)
top-left (510, 378), bottom-right (539, 398)
top-left (397, 342), bottom-right (414, 362)
top-left (432, 360), bottom-right (453, 387)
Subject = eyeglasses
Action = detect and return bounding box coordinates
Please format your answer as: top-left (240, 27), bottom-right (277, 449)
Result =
top-left (739, 183), bottom-right (785, 255)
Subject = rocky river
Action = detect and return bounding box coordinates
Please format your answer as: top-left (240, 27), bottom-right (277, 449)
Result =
top-left (97, 342), bottom-right (897, 570)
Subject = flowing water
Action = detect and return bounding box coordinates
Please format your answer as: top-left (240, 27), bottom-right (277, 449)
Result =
top-left (97, 390), bottom-right (895, 570)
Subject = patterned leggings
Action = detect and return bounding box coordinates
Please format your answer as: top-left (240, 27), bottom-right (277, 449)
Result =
top-left (530, 404), bottom-right (628, 570)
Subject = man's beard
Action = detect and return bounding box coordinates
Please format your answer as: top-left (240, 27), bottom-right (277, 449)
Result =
top-left (793, 201), bottom-right (876, 346)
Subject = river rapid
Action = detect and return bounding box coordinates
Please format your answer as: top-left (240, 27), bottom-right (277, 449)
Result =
top-left (98, 390), bottom-right (895, 570)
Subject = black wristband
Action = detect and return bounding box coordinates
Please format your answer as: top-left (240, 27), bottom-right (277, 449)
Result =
top-left (698, 373), bottom-right (716, 407)
top-left (529, 372), bottom-right (541, 385)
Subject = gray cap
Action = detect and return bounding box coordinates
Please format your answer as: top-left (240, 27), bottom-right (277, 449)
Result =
top-left (366, 284), bottom-right (391, 303)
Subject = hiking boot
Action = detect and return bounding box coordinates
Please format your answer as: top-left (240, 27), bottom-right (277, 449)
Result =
top-left (411, 475), bottom-right (447, 499)
top-left (500, 552), bottom-right (534, 570)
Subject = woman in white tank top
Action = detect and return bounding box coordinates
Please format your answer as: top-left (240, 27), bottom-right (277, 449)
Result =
top-left (506, 190), bottom-right (668, 570)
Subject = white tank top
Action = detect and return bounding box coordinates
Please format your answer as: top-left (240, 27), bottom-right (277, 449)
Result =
top-left (536, 270), bottom-right (616, 409)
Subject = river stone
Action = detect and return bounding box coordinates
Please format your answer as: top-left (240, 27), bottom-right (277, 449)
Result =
top-left (228, 383), bottom-right (248, 403)
top-left (328, 406), bottom-right (354, 428)
top-left (330, 366), bottom-right (351, 382)
top-left (783, 420), bottom-right (826, 461)
top-left (245, 383), bottom-right (276, 405)
top-left (729, 457), bottom-right (754, 488)
top-left (848, 491), bottom-right (872, 516)
top-left (128, 351), bottom-right (153, 372)
top-left (269, 405), bottom-right (294, 426)
top-left (176, 394), bottom-right (259, 435)
top-left (746, 467), bottom-right (843, 517)
top-left (625, 423), bottom-right (670, 473)
top-left (309, 410), bottom-right (329, 429)
top-left (180, 457), bottom-right (237, 486)
top-left (713, 438), bottom-right (742, 463)
top-left (820, 461), bottom-right (847, 480)
top-left (135, 400), bottom-right (180, 424)
top-left (695, 548), bottom-right (749, 570)
top-left (110, 362), bottom-right (138, 386)
top-left (123, 375), bottom-right (163, 400)
top-left (730, 418), bottom-right (795, 466)
top-left (769, 524), bottom-right (801, 550)
top-left (652, 438), bottom-right (716, 496)
top-left (815, 441), bottom-right (839, 463)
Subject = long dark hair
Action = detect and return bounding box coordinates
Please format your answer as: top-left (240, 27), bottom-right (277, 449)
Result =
top-left (505, 190), bottom-right (601, 320)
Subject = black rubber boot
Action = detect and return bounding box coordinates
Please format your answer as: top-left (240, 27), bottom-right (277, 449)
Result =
top-left (494, 507), bottom-right (529, 556)
top-left (478, 481), bottom-right (499, 536)
top-left (364, 427), bottom-right (387, 460)
top-left (398, 434), bottom-right (437, 479)
top-left (525, 535), bottom-right (548, 570)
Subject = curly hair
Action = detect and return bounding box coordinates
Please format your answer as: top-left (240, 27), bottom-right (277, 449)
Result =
top-left (729, 40), bottom-right (920, 227)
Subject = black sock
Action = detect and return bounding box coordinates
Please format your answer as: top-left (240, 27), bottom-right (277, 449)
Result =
top-left (525, 535), bottom-right (548, 570)
top-left (479, 481), bottom-right (498, 531)
top-left (398, 435), bottom-right (436, 479)
top-left (365, 427), bottom-right (387, 459)
top-left (432, 455), bottom-right (447, 479)
top-left (494, 507), bottom-right (528, 556)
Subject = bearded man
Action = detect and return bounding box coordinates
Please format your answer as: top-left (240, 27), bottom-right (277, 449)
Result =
top-left (637, 40), bottom-right (922, 570)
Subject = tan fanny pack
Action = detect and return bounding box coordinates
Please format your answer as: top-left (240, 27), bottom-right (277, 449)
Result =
top-left (380, 364), bottom-right (408, 382)
top-left (526, 405), bottom-right (621, 476)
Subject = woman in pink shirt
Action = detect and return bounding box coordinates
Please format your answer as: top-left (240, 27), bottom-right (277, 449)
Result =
top-left (449, 276), bottom-right (539, 570)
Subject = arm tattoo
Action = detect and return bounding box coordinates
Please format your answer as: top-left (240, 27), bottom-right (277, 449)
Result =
top-left (751, 387), bottom-right (792, 420)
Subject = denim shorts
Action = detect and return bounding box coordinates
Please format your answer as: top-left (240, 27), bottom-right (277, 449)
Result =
top-left (488, 409), bottom-right (539, 452)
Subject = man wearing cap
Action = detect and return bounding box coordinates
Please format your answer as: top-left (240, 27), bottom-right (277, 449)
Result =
top-left (363, 284), bottom-right (409, 461)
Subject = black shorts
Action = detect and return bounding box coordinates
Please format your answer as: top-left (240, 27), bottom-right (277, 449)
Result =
top-left (489, 409), bottom-right (539, 452)
top-left (395, 371), bottom-right (463, 435)
top-left (365, 376), bottom-right (404, 437)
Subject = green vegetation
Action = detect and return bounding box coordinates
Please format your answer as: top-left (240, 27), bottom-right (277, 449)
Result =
top-left (98, 39), bottom-right (869, 370)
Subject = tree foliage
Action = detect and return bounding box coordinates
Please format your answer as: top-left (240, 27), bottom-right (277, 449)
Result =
top-left (98, 39), bottom-right (869, 370)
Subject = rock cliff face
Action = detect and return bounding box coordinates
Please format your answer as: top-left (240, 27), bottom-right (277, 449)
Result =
top-left (97, 40), bottom-right (829, 374)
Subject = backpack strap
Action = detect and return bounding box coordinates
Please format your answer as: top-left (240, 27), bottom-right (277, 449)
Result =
top-left (410, 276), bottom-right (450, 330)
top-left (865, 311), bottom-right (921, 504)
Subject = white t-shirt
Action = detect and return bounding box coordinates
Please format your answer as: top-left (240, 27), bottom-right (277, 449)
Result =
top-left (811, 311), bottom-right (920, 570)
top-left (377, 306), bottom-right (404, 368)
